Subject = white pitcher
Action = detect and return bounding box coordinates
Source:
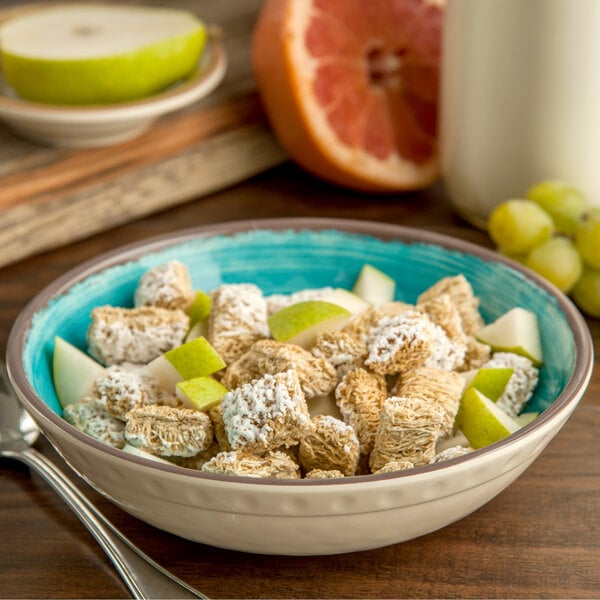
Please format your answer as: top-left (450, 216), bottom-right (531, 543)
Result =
top-left (441, 0), bottom-right (600, 228)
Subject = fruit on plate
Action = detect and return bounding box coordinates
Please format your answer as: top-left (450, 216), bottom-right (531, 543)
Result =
top-left (461, 367), bottom-right (514, 402)
top-left (524, 236), bottom-right (583, 293)
top-left (252, 0), bottom-right (443, 192)
top-left (352, 264), bottom-right (396, 305)
top-left (268, 300), bottom-right (352, 348)
top-left (526, 180), bottom-right (589, 236)
top-left (53, 336), bottom-right (105, 408)
top-left (0, 4), bottom-right (206, 105)
top-left (176, 376), bottom-right (228, 411)
top-left (455, 387), bottom-right (522, 449)
top-left (146, 336), bottom-right (226, 392)
top-left (488, 199), bottom-right (555, 255)
top-left (476, 307), bottom-right (543, 366)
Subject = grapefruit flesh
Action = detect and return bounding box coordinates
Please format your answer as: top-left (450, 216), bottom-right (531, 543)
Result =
top-left (252, 0), bottom-right (443, 192)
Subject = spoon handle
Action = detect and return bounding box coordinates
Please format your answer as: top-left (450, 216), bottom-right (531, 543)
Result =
top-left (12, 446), bottom-right (208, 600)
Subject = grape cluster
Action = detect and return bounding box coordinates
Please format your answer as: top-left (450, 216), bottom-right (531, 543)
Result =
top-left (487, 181), bottom-right (600, 318)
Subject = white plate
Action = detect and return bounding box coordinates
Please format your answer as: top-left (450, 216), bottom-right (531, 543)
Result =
top-left (0, 28), bottom-right (227, 148)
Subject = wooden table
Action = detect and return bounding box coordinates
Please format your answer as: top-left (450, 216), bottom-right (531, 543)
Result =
top-left (0, 163), bottom-right (598, 599)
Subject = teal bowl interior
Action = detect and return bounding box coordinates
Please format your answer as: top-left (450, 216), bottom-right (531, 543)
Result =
top-left (22, 225), bottom-right (575, 419)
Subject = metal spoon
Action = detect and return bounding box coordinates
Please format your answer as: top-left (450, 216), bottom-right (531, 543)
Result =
top-left (0, 362), bottom-right (208, 600)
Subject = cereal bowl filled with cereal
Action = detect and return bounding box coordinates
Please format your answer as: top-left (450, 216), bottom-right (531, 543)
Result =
top-left (7, 218), bottom-right (593, 555)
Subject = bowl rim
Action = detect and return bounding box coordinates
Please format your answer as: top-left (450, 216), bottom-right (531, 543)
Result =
top-left (6, 217), bottom-right (595, 487)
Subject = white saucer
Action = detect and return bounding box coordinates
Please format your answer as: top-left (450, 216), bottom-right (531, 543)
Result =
top-left (0, 30), bottom-right (227, 149)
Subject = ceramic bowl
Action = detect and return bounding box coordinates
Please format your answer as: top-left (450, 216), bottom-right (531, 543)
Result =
top-left (6, 218), bottom-right (594, 555)
top-left (0, 20), bottom-right (226, 149)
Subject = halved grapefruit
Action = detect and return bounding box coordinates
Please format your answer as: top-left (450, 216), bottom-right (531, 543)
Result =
top-left (252, 0), bottom-right (443, 192)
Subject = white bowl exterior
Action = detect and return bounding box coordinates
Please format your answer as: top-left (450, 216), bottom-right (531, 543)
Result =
top-left (33, 391), bottom-right (581, 555)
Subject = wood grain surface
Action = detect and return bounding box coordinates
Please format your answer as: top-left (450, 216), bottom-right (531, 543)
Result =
top-left (0, 163), bottom-right (598, 599)
top-left (0, 0), bottom-right (286, 268)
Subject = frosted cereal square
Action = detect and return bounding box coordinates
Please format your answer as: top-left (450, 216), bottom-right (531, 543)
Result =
top-left (220, 370), bottom-right (311, 453)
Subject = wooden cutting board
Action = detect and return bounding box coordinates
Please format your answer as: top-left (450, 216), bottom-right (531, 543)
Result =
top-left (0, 0), bottom-right (287, 268)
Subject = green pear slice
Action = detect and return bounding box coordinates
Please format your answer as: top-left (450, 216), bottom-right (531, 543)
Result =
top-left (463, 367), bottom-right (514, 401)
top-left (187, 290), bottom-right (211, 327)
top-left (176, 376), bottom-right (228, 411)
top-left (53, 336), bottom-right (105, 408)
top-left (0, 4), bottom-right (206, 105)
top-left (267, 300), bottom-right (352, 349)
top-left (515, 412), bottom-right (539, 426)
top-left (455, 388), bottom-right (522, 449)
top-left (352, 264), bottom-right (395, 305)
top-left (146, 336), bottom-right (226, 391)
top-left (476, 307), bottom-right (543, 366)
top-left (322, 288), bottom-right (371, 314)
top-left (184, 319), bottom-right (209, 343)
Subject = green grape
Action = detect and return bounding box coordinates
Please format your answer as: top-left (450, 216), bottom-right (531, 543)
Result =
top-left (524, 236), bottom-right (583, 293)
top-left (526, 180), bottom-right (589, 235)
top-left (571, 266), bottom-right (600, 317)
top-left (575, 208), bottom-right (600, 269)
top-left (488, 199), bottom-right (555, 255)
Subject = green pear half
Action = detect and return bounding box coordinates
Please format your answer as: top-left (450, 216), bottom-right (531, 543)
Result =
top-left (267, 300), bottom-right (352, 349)
top-left (455, 388), bottom-right (521, 450)
top-left (176, 376), bottom-right (228, 412)
top-left (0, 4), bottom-right (206, 105)
top-left (352, 264), bottom-right (395, 305)
top-left (146, 336), bottom-right (225, 391)
top-left (53, 336), bottom-right (105, 408)
top-left (476, 307), bottom-right (543, 366)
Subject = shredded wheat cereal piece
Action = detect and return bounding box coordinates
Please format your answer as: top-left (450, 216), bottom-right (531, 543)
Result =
top-left (298, 415), bottom-right (360, 476)
top-left (365, 311), bottom-right (463, 374)
top-left (208, 284), bottom-right (269, 364)
top-left (312, 330), bottom-right (368, 381)
top-left (369, 396), bottom-right (444, 471)
top-left (220, 370), bottom-right (311, 452)
top-left (396, 367), bottom-right (465, 437)
top-left (417, 275), bottom-right (484, 336)
top-left (222, 339), bottom-right (337, 399)
top-left (417, 293), bottom-right (468, 370)
top-left (266, 287), bottom-right (334, 315)
top-left (208, 404), bottom-right (232, 452)
top-left (305, 468), bottom-right (345, 479)
top-left (124, 405), bottom-right (213, 457)
top-left (335, 367), bottom-right (387, 454)
top-left (134, 261), bottom-right (193, 311)
top-left (462, 337), bottom-right (492, 371)
top-left (91, 363), bottom-right (179, 420)
top-left (372, 460), bottom-right (415, 474)
top-left (87, 306), bottom-right (189, 365)
top-left (201, 449), bottom-right (301, 479)
top-left (430, 446), bottom-right (473, 463)
top-left (483, 352), bottom-right (539, 416)
top-left (63, 401), bottom-right (125, 448)
top-left (167, 441), bottom-right (221, 470)
top-left (342, 302), bottom-right (413, 344)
